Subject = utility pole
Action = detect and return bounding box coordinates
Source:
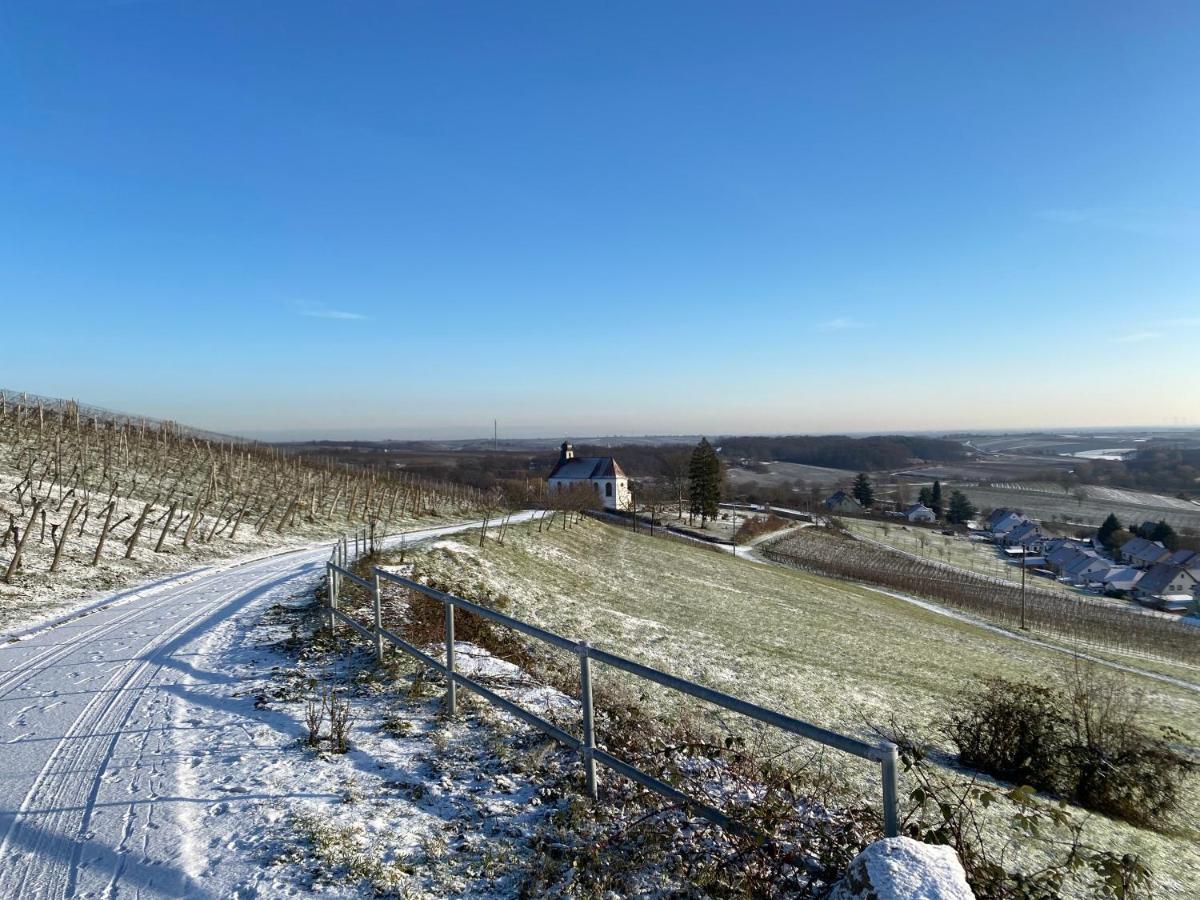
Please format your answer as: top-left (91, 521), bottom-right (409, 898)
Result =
top-left (1020, 548), bottom-right (1028, 630)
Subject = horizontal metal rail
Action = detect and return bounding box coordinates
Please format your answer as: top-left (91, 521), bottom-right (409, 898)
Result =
top-left (324, 550), bottom-right (900, 837)
top-left (329, 563), bottom-right (373, 591)
top-left (586, 646), bottom-right (881, 760)
top-left (371, 632), bottom-right (580, 748)
top-left (592, 747), bottom-right (733, 830)
top-left (376, 569), bottom-right (578, 652)
top-left (331, 607), bottom-right (375, 643)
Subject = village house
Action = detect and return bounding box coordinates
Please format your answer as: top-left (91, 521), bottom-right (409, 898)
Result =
top-left (1061, 551), bottom-right (1112, 586)
top-left (824, 490), bottom-right (862, 514)
top-left (985, 509), bottom-right (1028, 537)
top-left (1133, 563), bottom-right (1200, 608)
top-left (1166, 549), bottom-right (1199, 568)
top-left (1046, 545), bottom-right (1097, 577)
top-left (902, 503), bottom-right (937, 523)
top-left (999, 519), bottom-right (1044, 550)
top-left (1097, 566), bottom-right (1143, 595)
top-left (1042, 537), bottom-right (1090, 559)
top-left (546, 441), bottom-right (631, 511)
top-left (1119, 536), bottom-right (1171, 569)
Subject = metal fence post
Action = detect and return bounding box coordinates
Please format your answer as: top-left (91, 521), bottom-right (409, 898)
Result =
top-left (329, 562), bottom-right (339, 633)
top-left (444, 602), bottom-right (457, 716)
top-left (578, 641), bottom-right (598, 799)
top-left (372, 570), bottom-right (383, 660)
top-left (325, 562), bottom-right (334, 631)
top-left (880, 742), bottom-right (900, 837)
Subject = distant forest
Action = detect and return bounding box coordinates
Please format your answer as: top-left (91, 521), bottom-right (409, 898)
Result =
top-left (1071, 447), bottom-right (1200, 496)
top-left (716, 435), bottom-right (968, 471)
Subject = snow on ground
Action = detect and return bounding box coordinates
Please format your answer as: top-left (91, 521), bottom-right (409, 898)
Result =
top-left (168, 597), bottom-right (578, 897)
top-left (0, 515), bottom-right (555, 899)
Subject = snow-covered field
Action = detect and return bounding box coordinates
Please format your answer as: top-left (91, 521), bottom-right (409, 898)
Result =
top-left (405, 518), bottom-right (1200, 898)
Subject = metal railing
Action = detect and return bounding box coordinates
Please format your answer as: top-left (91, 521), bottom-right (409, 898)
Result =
top-left (324, 551), bottom-right (900, 838)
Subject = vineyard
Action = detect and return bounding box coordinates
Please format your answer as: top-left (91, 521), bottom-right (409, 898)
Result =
top-left (0, 391), bottom-right (484, 629)
top-left (762, 526), bottom-right (1200, 667)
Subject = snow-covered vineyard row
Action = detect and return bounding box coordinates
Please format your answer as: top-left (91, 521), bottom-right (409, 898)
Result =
top-left (0, 392), bottom-right (483, 632)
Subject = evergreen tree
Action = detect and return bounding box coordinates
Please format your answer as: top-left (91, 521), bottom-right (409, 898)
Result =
top-left (1150, 520), bottom-right (1179, 551)
top-left (852, 473), bottom-right (874, 508)
top-left (918, 486), bottom-right (933, 506)
top-left (688, 438), bottom-right (721, 526)
top-left (1097, 513), bottom-right (1122, 548)
top-left (930, 480), bottom-right (944, 518)
top-left (946, 490), bottom-right (976, 524)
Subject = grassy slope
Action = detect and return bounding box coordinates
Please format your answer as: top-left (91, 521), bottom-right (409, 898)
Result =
top-left (838, 517), bottom-right (1200, 683)
top-left (410, 517), bottom-right (1200, 897)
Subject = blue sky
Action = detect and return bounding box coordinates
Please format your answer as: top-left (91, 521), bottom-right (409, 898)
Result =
top-left (2, 1), bottom-right (1197, 439)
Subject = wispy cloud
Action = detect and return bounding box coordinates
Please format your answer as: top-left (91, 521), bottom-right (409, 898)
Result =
top-left (1167, 316), bottom-right (1200, 327)
top-left (296, 307), bottom-right (367, 321)
top-left (1112, 331), bottom-right (1160, 344)
top-left (817, 317), bottom-right (864, 331)
top-left (1035, 208), bottom-right (1196, 239)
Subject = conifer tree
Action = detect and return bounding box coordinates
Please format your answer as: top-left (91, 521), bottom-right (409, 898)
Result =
top-left (852, 472), bottom-right (874, 508)
top-left (1097, 513), bottom-right (1122, 549)
top-left (1150, 520), bottom-right (1179, 551)
top-left (946, 490), bottom-right (976, 525)
top-left (930, 480), bottom-right (944, 519)
top-left (688, 437), bottom-right (721, 526)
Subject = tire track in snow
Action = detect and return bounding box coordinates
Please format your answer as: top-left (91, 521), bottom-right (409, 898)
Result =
top-left (0, 568), bottom-right (285, 898)
top-left (0, 578), bottom-right (217, 703)
top-left (0, 514), bottom-right (538, 898)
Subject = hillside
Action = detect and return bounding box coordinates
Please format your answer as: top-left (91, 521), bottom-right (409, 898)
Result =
top-left (402, 517), bottom-right (1200, 897)
top-left (0, 392), bottom-right (482, 633)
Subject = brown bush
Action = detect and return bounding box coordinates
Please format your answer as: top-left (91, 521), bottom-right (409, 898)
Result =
top-left (946, 668), bottom-right (1196, 829)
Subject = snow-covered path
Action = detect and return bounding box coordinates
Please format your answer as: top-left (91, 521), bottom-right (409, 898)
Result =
top-left (0, 515), bottom-right (533, 899)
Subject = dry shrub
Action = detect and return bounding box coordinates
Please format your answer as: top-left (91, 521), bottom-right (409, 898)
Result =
top-left (734, 513), bottom-right (789, 543)
top-left (947, 666), bottom-right (1195, 829)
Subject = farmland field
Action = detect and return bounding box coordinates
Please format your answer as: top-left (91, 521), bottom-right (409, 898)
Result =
top-left (839, 518), bottom-right (1083, 595)
top-left (404, 517), bottom-right (1200, 898)
top-left (726, 459), bottom-right (857, 492)
top-left (945, 481), bottom-right (1200, 531)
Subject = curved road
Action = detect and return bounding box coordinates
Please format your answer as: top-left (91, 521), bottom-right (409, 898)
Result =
top-left (0, 516), bottom-right (530, 899)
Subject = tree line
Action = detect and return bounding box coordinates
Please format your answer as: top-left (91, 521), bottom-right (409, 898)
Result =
top-left (717, 434), bottom-right (968, 471)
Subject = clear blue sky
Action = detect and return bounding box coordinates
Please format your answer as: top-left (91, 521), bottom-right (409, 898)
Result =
top-left (2, 2), bottom-right (1197, 439)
